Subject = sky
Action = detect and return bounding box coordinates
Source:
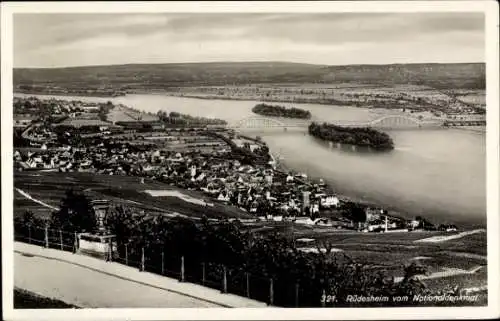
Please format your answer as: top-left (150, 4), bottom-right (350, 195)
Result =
top-left (13, 12), bottom-right (485, 68)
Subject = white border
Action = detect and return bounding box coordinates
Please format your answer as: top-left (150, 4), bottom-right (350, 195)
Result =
top-left (1, 1), bottom-right (499, 320)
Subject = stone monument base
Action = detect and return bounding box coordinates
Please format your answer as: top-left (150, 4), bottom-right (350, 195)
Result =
top-left (77, 232), bottom-right (117, 260)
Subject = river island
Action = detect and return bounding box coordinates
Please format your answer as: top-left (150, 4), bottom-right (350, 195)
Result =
top-left (308, 122), bottom-right (395, 151)
top-left (252, 103), bottom-right (311, 119)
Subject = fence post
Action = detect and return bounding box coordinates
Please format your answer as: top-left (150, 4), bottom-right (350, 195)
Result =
top-left (44, 225), bottom-right (48, 248)
top-left (222, 266), bottom-right (228, 293)
top-left (141, 247), bottom-right (145, 272)
top-left (107, 238), bottom-right (112, 262)
top-left (295, 282), bottom-right (300, 307)
top-left (246, 272), bottom-right (250, 298)
top-left (180, 256), bottom-right (185, 282)
top-left (161, 251), bottom-right (165, 275)
top-left (202, 262), bottom-right (206, 285)
top-left (269, 278), bottom-right (274, 306)
top-left (59, 230), bottom-right (63, 250)
top-left (28, 225), bottom-right (32, 244)
top-left (125, 243), bottom-right (128, 265)
top-left (74, 232), bottom-right (78, 253)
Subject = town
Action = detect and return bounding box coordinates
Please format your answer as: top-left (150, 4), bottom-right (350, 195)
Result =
top-left (14, 96), bottom-right (458, 233)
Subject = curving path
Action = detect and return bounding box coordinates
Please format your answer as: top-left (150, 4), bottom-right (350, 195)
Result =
top-left (394, 265), bottom-right (485, 283)
top-left (14, 242), bottom-right (266, 308)
top-left (15, 188), bottom-right (60, 211)
top-left (414, 229), bottom-right (486, 243)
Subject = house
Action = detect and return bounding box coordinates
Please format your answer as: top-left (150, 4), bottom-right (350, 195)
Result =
top-left (320, 195), bottom-right (340, 208)
top-left (438, 224), bottom-right (458, 232)
top-left (366, 208), bottom-right (384, 222)
top-left (151, 122), bottom-right (165, 131)
top-left (409, 219), bottom-right (420, 229)
top-left (26, 156), bottom-right (44, 168)
top-left (217, 192), bottom-right (230, 202)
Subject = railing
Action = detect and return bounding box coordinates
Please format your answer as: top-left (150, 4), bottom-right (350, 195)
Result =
top-left (14, 222), bottom-right (483, 307)
top-left (13, 222), bottom-right (309, 307)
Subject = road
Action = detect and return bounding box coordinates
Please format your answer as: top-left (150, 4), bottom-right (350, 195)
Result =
top-left (394, 265), bottom-right (485, 283)
top-left (415, 229), bottom-right (486, 243)
top-left (15, 188), bottom-right (60, 211)
top-left (14, 243), bottom-right (267, 308)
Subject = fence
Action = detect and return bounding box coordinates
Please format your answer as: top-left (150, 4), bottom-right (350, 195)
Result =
top-left (13, 222), bottom-right (317, 307)
top-left (14, 223), bottom-right (77, 253)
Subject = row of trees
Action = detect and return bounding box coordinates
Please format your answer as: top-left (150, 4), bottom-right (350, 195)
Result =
top-left (14, 189), bottom-right (433, 307)
top-left (157, 111), bottom-right (227, 126)
top-left (97, 101), bottom-right (114, 121)
top-left (308, 122), bottom-right (394, 151)
top-left (14, 97), bottom-right (56, 119)
top-left (252, 103), bottom-right (312, 119)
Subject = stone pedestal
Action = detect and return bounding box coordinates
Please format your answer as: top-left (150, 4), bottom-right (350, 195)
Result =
top-left (76, 199), bottom-right (117, 260)
top-left (77, 233), bottom-right (117, 260)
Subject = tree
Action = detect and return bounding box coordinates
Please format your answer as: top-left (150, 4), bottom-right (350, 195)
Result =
top-left (341, 202), bottom-right (367, 223)
top-left (51, 189), bottom-right (96, 232)
top-left (393, 263), bottom-right (429, 299)
top-left (106, 205), bottom-right (135, 248)
top-left (14, 210), bottom-right (47, 229)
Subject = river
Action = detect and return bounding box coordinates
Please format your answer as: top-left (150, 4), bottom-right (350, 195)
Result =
top-left (15, 93), bottom-right (486, 227)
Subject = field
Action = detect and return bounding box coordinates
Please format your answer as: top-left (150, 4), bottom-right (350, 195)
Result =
top-left (13, 171), bottom-right (487, 294)
top-left (256, 220), bottom-right (487, 283)
top-left (156, 83), bottom-right (485, 114)
top-left (14, 171), bottom-right (253, 220)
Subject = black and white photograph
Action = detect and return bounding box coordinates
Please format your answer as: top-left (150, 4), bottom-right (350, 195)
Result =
top-left (2, 1), bottom-right (499, 320)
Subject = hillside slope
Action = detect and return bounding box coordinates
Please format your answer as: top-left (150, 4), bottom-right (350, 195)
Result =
top-left (14, 61), bottom-right (485, 91)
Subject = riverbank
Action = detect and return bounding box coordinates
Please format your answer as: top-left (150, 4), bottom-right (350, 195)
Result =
top-left (14, 90), bottom-right (124, 98)
top-left (12, 89), bottom-right (432, 111)
top-left (450, 126), bottom-right (486, 133)
top-left (135, 91), bottom-right (396, 110)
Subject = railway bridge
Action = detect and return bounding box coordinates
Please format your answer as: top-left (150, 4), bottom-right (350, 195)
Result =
top-left (229, 115), bottom-right (446, 130)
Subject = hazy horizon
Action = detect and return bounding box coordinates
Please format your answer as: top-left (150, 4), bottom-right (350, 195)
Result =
top-left (13, 60), bottom-right (486, 70)
top-left (14, 13), bottom-right (485, 68)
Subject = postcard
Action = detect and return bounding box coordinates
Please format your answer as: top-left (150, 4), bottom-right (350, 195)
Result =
top-left (2, 1), bottom-right (499, 320)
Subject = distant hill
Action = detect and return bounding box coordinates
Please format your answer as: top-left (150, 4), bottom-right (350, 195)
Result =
top-left (320, 63), bottom-right (486, 89)
top-left (14, 61), bottom-right (485, 92)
